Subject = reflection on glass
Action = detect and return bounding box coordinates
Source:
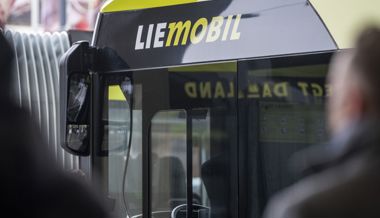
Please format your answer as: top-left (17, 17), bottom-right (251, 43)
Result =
top-left (240, 58), bottom-right (329, 218)
top-left (67, 74), bottom-right (88, 123)
top-left (122, 110), bottom-right (143, 217)
top-left (66, 74), bottom-right (89, 153)
top-left (192, 110), bottom-right (211, 217)
top-left (151, 110), bottom-right (187, 218)
top-left (105, 82), bottom-right (143, 218)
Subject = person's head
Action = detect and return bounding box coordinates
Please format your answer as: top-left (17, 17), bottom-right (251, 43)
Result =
top-left (327, 27), bottom-right (380, 135)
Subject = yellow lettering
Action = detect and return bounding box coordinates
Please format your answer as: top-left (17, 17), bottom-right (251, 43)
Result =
top-left (311, 83), bottom-right (323, 97)
top-left (227, 82), bottom-right (235, 98)
top-left (190, 18), bottom-right (208, 44)
top-left (200, 82), bottom-right (212, 98)
top-left (185, 82), bottom-right (197, 98)
top-left (274, 82), bottom-right (288, 97)
top-left (166, 21), bottom-right (191, 46)
top-left (206, 16), bottom-right (224, 43)
top-left (214, 82), bottom-right (225, 98)
top-left (247, 83), bottom-right (260, 98)
top-left (222, 15), bottom-right (233, 41)
top-left (262, 83), bottom-right (272, 98)
top-left (297, 82), bottom-right (309, 96)
top-left (230, 14), bottom-right (241, 40)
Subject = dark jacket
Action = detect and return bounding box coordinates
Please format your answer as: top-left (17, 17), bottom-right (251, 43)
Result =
top-left (263, 121), bottom-right (380, 218)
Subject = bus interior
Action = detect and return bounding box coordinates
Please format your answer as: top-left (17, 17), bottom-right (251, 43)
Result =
top-left (89, 52), bottom-right (331, 218)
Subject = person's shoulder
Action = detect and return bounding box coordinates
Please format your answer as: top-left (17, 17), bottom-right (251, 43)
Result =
top-left (263, 155), bottom-right (380, 218)
top-left (262, 171), bottom-right (330, 218)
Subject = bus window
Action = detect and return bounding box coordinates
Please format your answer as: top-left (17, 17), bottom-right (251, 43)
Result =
top-left (151, 110), bottom-right (187, 218)
top-left (237, 53), bottom-right (332, 218)
top-left (97, 62), bottom-right (239, 218)
top-left (192, 110), bottom-right (211, 208)
top-left (167, 63), bottom-right (239, 218)
top-left (100, 76), bottom-right (143, 218)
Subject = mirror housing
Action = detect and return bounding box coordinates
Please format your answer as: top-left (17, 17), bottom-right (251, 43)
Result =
top-left (60, 40), bottom-right (129, 156)
top-left (60, 41), bottom-right (93, 156)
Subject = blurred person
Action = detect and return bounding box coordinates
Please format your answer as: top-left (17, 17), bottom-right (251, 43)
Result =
top-left (0, 30), bottom-right (107, 217)
top-left (263, 27), bottom-right (380, 218)
top-left (0, 0), bottom-right (14, 28)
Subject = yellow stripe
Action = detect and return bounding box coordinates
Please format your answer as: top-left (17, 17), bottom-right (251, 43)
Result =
top-left (109, 85), bottom-right (126, 101)
top-left (169, 62), bottom-right (237, 73)
top-left (101, 0), bottom-right (208, 13)
top-left (310, 0), bottom-right (380, 49)
top-left (249, 65), bottom-right (328, 78)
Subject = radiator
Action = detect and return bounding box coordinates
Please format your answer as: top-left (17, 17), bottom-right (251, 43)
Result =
top-left (4, 29), bottom-right (79, 170)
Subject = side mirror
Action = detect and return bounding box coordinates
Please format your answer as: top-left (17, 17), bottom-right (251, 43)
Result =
top-left (60, 41), bottom-right (129, 156)
top-left (60, 41), bottom-right (92, 156)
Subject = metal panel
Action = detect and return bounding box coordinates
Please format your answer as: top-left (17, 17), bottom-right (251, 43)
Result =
top-left (13, 32), bottom-right (32, 111)
top-left (37, 34), bottom-right (58, 159)
top-left (30, 34), bottom-right (50, 143)
top-left (55, 32), bottom-right (68, 168)
top-left (52, 32), bottom-right (65, 58)
top-left (61, 32), bottom-right (70, 51)
top-left (45, 33), bottom-right (60, 102)
top-left (4, 30), bottom-right (79, 171)
top-left (23, 33), bottom-right (42, 126)
top-left (4, 30), bottom-right (22, 106)
top-left (53, 32), bottom-right (65, 166)
top-left (43, 33), bottom-right (60, 161)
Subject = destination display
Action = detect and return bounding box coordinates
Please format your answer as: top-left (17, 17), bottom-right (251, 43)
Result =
top-left (170, 72), bottom-right (328, 104)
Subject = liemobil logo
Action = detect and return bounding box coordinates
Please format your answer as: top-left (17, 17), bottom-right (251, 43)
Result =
top-left (135, 14), bottom-right (242, 50)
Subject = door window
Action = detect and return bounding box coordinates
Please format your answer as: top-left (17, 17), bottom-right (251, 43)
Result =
top-left (100, 76), bottom-right (143, 218)
top-left (99, 61), bottom-right (239, 218)
top-left (150, 110), bottom-right (188, 218)
top-left (237, 53), bottom-right (332, 218)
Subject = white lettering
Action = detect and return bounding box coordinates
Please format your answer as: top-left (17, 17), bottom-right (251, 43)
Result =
top-left (154, 22), bottom-right (167, 48)
top-left (145, 24), bottom-right (154, 49)
top-left (135, 25), bottom-right (145, 50)
top-left (135, 14), bottom-right (242, 50)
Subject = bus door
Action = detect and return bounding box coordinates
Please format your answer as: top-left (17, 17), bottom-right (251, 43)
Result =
top-left (98, 62), bottom-right (239, 218)
top-left (237, 53), bottom-right (332, 218)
